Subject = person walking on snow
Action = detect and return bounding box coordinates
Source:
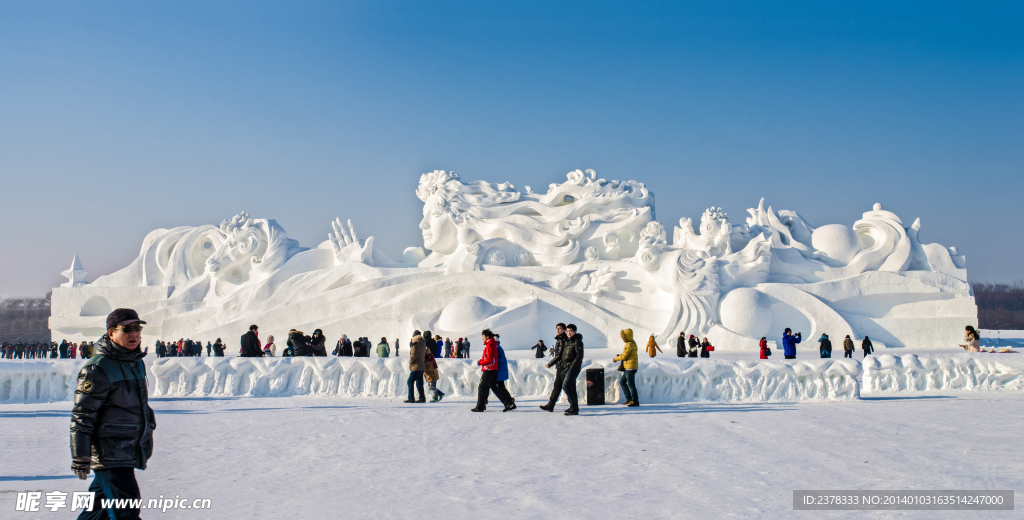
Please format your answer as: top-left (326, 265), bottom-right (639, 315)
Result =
top-left (862, 336), bottom-right (874, 358)
top-left (645, 334), bottom-right (662, 357)
top-left (494, 338), bottom-right (515, 410)
top-left (614, 329), bottom-right (640, 407)
top-left (539, 324), bottom-right (568, 412)
top-left (405, 331), bottom-right (427, 403)
top-left (471, 329), bottom-right (514, 412)
top-left (818, 334), bottom-right (832, 358)
top-left (71, 308), bottom-right (156, 520)
top-left (759, 337), bottom-right (771, 359)
top-left (843, 335), bottom-right (854, 358)
top-left (425, 347), bottom-right (444, 402)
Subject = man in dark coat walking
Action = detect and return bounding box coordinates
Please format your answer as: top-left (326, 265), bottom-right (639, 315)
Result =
top-left (539, 323), bottom-right (568, 412)
top-left (239, 325), bottom-right (263, 357)
top-left (71, 308), bottom-right (156, 520)
top-left (541, 323), bottom-right (584, 416)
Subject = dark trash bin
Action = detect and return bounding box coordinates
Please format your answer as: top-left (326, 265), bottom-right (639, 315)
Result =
top-left (585, 368), bottom-right (605, 405)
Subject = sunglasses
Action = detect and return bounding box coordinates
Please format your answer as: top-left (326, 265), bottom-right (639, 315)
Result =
top-left (116, 324), bottom-right (144, 333)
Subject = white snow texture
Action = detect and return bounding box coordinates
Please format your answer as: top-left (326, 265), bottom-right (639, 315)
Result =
top-left (864, 353), bottom-right (1024, 393)
top-left (6, 355), bottom-right (1023, 404)
top-left (146, 357), bottom-right (863, 403)
top-left (0, 361), bottom-right (81, 403)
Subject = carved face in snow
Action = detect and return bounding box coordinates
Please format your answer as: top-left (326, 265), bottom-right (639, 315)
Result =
top-left (206, 232), bottom-right (265, 283)
top-left (700, 207), bottom-right (728, 237)
top-left (419, 195), bottom-right (459, 255)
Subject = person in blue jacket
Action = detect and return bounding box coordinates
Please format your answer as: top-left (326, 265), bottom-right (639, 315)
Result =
top-left (782, 328), bottom-right (801, 359)
top-left (495, 339), bottom-right (516, 411)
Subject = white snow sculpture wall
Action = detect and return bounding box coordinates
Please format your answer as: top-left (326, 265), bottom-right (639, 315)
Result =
top-left (150, 357), bottom-right (862, 403)
top-left (49, 169), bottom-right (976, 352)
top-left (864, 354), bottom-right (1024, 394)
top-left (0, 361), bottom-right (83, 403)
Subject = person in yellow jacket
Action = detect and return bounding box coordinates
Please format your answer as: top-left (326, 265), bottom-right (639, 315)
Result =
top-left (613, 329), bottom-right (640, 407)
top-left (645, 334), bottom-right (662, 357)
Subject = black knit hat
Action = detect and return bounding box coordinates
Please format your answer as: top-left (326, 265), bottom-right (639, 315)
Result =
top-left (106, 308), bottom-right (147, 330)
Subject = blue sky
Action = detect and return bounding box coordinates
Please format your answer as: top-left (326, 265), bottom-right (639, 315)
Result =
top-left (0, 1), bottom-right (1021, 297)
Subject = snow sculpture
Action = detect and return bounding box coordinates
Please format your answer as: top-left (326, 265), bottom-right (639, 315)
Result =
top-left (61, 255), bottom-right (88, 287)
top-left (49, 170), bottom-right (976, 352)
top-left (415, 169), bottom-right (653, 268)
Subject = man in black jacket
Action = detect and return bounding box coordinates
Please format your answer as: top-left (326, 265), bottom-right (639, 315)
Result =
top-left (239, 325), bottom-right (263, 357)
top-left (540, 323), bottom-right (584, 415)
top-left (71, 308), bottom-right (156, 520)
top-left (540, 323), bottom-right (568, 413)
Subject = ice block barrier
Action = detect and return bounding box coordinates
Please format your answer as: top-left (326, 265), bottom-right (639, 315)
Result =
top-left (149, 357), bottom-right (864, 403)
top-left (864, 354), bottom-right (1024, 394)
top-left (0, 360), bottom-right (84, 403)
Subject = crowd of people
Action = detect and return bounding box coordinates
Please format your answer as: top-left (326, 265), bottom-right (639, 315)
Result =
top-left (228, 325), bottom-right (475, 361)
top-left (1, 340), bottom-right (99, 359)
top-left (755, 329), bottom-right (877, 360)
top-left (153, 339), bottom-right (215, 357)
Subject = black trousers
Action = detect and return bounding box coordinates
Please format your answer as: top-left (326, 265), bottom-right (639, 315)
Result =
top-left (79, 467), bottom-right (141, 520)
top-left (784, 355), bottom-right (796, 359)
top-left (476, 371), bottom-right (513, 409)
top-left (546, 368), bottom-right (566, 405)
top-left (561, 366), bottom-right (581, 411)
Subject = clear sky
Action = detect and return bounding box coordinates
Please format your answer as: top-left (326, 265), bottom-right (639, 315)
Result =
top-left (1, 1), bottom-right (1021, 297)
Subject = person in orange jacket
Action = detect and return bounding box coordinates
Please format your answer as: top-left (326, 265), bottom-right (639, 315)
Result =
top-left (645, 334), bottom-right (662, 357)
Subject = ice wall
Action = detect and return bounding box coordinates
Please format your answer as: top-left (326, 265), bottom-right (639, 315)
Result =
top-left (150, 357), bottom-right (863, 403)
top-left (0, 360), bottom-right (83, 403)
top-left (864, 354), bottom-right (1024, 394)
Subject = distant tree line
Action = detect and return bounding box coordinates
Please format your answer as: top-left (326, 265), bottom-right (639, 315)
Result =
top-left (0, 294), bottom-right (51, 342)
top-left (973, 282), bottom-right (1024, 330)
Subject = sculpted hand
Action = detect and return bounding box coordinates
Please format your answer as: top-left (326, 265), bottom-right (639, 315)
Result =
top-left (72, 459), bottom-right (91, 480)
top-left (329, 218), bottom-right (374, 266)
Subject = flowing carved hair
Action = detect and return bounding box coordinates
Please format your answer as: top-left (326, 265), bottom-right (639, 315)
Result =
top-left (416, 169), bottom-right (653, 264)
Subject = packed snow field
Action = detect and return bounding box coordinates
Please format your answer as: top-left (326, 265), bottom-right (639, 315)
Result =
top-left (2, 394), bottom-right (1022, 519)
top-left (2, 349), bottom-right (1021, 518)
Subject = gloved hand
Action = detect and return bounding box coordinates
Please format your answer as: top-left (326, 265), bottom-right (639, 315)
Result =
top-left (72, 458), bottom-right (91, 480)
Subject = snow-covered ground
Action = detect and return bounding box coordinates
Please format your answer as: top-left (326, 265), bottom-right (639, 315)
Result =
top-left (2, 393), bottom-right (1022, 519)
top-left (2, 344), bottom-right (1022, 519)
